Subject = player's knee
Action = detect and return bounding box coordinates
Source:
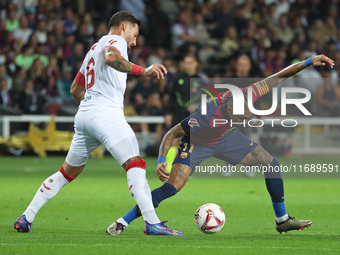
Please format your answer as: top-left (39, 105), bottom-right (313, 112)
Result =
top-left (65, 152), bottom-right (88, 168)
top-left (253, 146), bottom-right (273, 165)
top-left (125, 158), bottom-right (146, 172)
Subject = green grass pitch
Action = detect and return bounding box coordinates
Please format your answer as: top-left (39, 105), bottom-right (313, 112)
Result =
top-left (1, 155), bottom-right (339, 255)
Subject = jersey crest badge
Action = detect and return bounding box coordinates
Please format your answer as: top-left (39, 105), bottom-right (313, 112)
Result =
top-left (188, 118), bottom-right (200, 127)
top-left (180, 152), bottom-right (188, 159)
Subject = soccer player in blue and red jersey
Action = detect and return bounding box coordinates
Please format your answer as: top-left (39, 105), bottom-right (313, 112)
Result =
top-left (107, 54), bottom-right (334, 235)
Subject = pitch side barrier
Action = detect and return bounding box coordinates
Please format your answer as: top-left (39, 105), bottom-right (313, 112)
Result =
top-left (1, 115), bottom-right (340, 154)
top-left (0, 115), bottom-right (165, 138)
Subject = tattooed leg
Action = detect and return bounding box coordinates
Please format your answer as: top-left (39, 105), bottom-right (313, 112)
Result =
top-left (241, 145), bottom-right (288, 221)
top-left (240, 145), bottom-right (273, 166)
top-left (168, 163), bottom-right (192, 192)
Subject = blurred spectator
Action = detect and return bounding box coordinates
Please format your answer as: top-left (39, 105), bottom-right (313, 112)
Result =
top-left (12, 67), bottom-right (27, 93)
top-left (130, 35), bottom-right (152, 63)
top-left (28, 33), bottom-right (39, 51)
top-left (171, 11), bottom-right (196, 53)
top-left (261, 48), bottom-right (279, 77)
top-left (305, 42), bottom-right (318, 59)
top-left (29, 58), bottom-right (46, 90)
top-left (309, 20), bottom-right (327, 48)
top-left (146, 0), bottom-right (171, 48)
top-left (252, 4), bottom-right (269, 26)
top-left (26, 7), bottom-right (37, 30)
top-left (165, 55), bottom-right (202, 128)
top-left (147, 48), bottom-right (166, 66)
top-left (328, 4), bottom-right (340, 30)
top-left (12, 15), bottom-right (33, 44)
top-left (0, 77), bottom-right (15, 107)
top-left (53, 21), bottom-right (65, 45)
top-left (49, 0), bottom-right (63, 18)
top-left (62, 34), bottom-right (75, 59)
top-left (277, 14), bottom-right (294, 45)
top-left (35, 19), bottom-right (48, 44)
top-left (316, 69), bottom-right (340, 117)
top-left (82, 13), bottom-right (94, 37)
top-left (76, 23), bottom-right (92, 50)
top-left (45, 31), bottom-right (58, 55)
top-left (63, 8), bottom-right (77, 35)
top-left (45, 56), bottom-right (60, 79)
top-left (6, 9), bottom-right (19, 32)
top-left (119, 0), bottom-right (147, 26)
top-left (192, 12), bottom-right (210, 47)
top-left (35, 43), bottom-right (49, 67)
top-left (67, 43), bottom-right (84, 67)
top-left (5, 51), bottom-right (18, 75)
top-left (42, 76), bottom-right (61, 104)
top-left (219, 26), bottom-right (239, 59)
top-left (230, 54), bottom-right (252, 80)
top-left (0, 64), bottom-right (13, 90)
top-left (274, 0), bottom-right (291, 22)
top-left (17, 79), bottom-right (47, 114)
top-left (130, 76), bottom-right (158, 109)
top-left (95, 22), bottom-right (107, 41)
top-left (292, 16), bottom-right (307, 37)
top-left (15, 43), bottom-right (35, 69)
top-left (57, 67), bottom-right (74, 103)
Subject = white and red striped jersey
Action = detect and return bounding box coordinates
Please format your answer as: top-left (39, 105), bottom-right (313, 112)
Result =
top-left (75, 35), bottom-right (128, 111)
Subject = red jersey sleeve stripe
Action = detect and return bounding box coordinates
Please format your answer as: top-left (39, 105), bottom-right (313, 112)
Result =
top-left (248, 80), bottom-right (269, 103)
top-left (75, 71), bottom-right (85, 87)
top-left (103, 45), bottom-right (121, 55)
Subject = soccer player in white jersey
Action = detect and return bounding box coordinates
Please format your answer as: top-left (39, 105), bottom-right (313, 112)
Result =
top-left (14, 11), bottom-right (183, 236)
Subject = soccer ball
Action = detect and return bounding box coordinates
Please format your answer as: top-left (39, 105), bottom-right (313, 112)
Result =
top-left (195, 203), bottom-right (225, 234)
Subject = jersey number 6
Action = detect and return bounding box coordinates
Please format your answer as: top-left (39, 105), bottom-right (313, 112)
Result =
top-left (86, 58), bottom-right (95, 89)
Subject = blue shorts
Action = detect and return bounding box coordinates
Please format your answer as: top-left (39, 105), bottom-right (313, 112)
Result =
top-left (173, 129), bottom-right (258, 175)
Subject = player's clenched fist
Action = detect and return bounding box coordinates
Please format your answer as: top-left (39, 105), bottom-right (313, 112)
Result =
top-left (143, 64), bottom-right (168, 79)
top-left (156, 162), bottom-right (169, 182)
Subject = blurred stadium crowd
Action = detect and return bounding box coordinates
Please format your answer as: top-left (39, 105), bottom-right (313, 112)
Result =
top-left (1, 0), bottom-right (340, 134)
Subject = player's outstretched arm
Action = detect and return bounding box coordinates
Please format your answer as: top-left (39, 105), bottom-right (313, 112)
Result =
top-left (157, 123), bottom-right (186, 182)
top-left (264, 54), bottom-right (335, 91)
top-left (103, 47), bottom-right (167, 79)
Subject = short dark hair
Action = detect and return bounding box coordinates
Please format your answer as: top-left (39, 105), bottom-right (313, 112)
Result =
top-left (225, 90), bottom-right (248, 109)
top-left (108, 11), bottom-right (141, 29)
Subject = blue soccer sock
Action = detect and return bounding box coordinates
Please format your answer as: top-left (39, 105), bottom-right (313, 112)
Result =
top-left (264, 158), bottom-right (288, 222)
top-left (122, 182), bottom-right (178, 225)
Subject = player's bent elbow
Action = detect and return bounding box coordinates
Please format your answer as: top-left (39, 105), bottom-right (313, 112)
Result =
top-left (70, 86), bottom-right (79, 97)
top-left (70, 86), bottom-right (76, 96)
top-left (104, 56), bottom-right (111, 66)
top-left (70, 81), bottom-right (85, 97)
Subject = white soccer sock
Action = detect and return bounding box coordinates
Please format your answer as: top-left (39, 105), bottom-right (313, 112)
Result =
top-left (117, 217), bottom-right (128, 227)
top-left (126, 167), bottom-right (160, 224)
top-left (24, 171), bottom-right (69, 223)
top-left (276, 214), bottom-right (289, 223)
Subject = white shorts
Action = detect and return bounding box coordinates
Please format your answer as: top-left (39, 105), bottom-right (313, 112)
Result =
top-left (66, 108), bottom-right (140, 166)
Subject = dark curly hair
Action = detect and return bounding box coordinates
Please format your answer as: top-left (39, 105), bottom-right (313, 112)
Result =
top-left (108, 11), bottom-right (141, 29)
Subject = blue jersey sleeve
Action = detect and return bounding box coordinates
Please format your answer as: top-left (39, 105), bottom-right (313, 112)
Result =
top-left (180, 117), bottom-right (190, 136)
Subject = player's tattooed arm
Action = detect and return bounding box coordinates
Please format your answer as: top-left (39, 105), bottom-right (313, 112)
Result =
top-left (158, 123), bottom-right (186, 158)
top-left (263, 54), bottom-right (335, 91)
top-left (103, 47), bottom-right (134, 73)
